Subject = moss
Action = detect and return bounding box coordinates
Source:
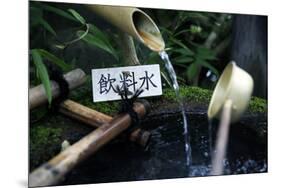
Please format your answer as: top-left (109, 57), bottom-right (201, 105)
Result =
top-left (163, 86), bottom-right (212, 103)
top-left (79, 97), bottom-right (120, 115)
top-left (248, 96), bottom-right (267, 113)
top-left (70, 82), bottom-right (266, 115)
top-left (30, 126), bottom-right (62, 149)
top-left (69, 80), bottom-right (120, 116)
top-left (30, 126), bottom-right (62, 170)
top-left (162, 86), bottom-right (267, 113)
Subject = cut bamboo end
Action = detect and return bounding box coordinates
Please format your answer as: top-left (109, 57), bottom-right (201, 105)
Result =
top-left (29, 68), bottom-right (86, 110)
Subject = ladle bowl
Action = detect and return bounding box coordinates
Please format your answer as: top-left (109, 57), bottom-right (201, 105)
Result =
top-left (208, 61), bottom-right (254, 123)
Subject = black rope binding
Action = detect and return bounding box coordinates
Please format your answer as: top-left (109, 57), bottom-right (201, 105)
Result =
top-left (116, 84), bottom-right (144, 133)
top-left (48, 64), bottom-right (69, 113)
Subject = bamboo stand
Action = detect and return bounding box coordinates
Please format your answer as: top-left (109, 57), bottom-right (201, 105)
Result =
top-left (59, 99), bottom-right (151, 147)
top-left (29, 101), bottom-right (150, 187)
top-left (29, 68), bottom-right (151, 147)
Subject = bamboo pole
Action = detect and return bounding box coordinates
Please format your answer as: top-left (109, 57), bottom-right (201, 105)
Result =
top-left (87, 5), bottom-right (165, 52)
top-left (211, 99), bottom-right (232, 175)
top-left (29, 68), bottom-right (86, 110)
top-left (29, 100), bottom-right (150, 187)
top-left (59, 99), bottom-right (151, 147)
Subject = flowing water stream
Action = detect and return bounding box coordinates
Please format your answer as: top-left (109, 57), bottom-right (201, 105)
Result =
top-left (159, 51), bottom-right (192, 168)
top-left (208, 120), bottom-right (213, 162)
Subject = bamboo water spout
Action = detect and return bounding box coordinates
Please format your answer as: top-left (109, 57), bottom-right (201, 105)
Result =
top-left (86, 4), bottom-right (165, 52)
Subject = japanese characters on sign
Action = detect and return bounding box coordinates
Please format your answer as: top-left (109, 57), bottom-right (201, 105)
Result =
top-left (92, 65), bottom-right (162, 102)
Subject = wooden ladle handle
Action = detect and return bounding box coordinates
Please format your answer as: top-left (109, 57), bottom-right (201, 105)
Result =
top-left (211, 99), bottom-right (232, 175)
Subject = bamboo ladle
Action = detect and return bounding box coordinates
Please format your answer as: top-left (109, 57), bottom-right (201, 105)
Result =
top-left (207, 61), bottom-right (254, 175)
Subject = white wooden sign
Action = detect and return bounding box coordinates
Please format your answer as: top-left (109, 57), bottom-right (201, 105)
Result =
top-left (92, 64), bottom-right (162, 102)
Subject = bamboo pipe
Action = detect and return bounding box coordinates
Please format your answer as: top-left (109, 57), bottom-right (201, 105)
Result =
top-left (87, 4), bottom-right (165, 52)
top-left (59, 99), bottom-right (151, 147)
top-left (29, 100), bottom-right (150, 187)
top-left (29, 68), bottom-right (86, 110)
top-left (118, 32), bottom-right (140, 65)
top-left (211, 100), bottom-right (232, 175)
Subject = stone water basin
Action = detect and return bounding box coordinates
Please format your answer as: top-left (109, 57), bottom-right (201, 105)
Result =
top-left (59, 111), bottom-right (267, 186)
top-left (30, 86), bottom-right (267, 186)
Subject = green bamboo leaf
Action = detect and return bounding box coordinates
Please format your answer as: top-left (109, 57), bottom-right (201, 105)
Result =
top-left (31, 49), bottom-right (52, 105)
top-left (173, 48), bottom-right (195, 56)
top-left (171, 38), bottom-right (188, 49)
top-left (196, 47), bottom-right (217, 60)
top-left (35, 66), bottom-right (40, 80)
top-left (159, 26), bottom-right (174, 35)
top-left (186, 63), bottom-right (199, 81)
top-left (88, 24), bottom-right (113, 48)
top-left (37, 49), bottom-right (72, 71)
top-left (68, 9), bottom-right (86, 24)
top-left (174, 63), bottom-right (188, 69)
top-left (78, 30), bottom-right (119, 61)
top-left (173, 56), bottom-right (194, 64)
top-left (63, 24), bottom-right (90, 46)
top-left (39, 18), bottom-right (56, 36)
top-left (174, 29), bottom-right (190, 37)
top-left (35, 2), bottom-right (77, 22)
top-left (170, 39), bottom-right (194, 56)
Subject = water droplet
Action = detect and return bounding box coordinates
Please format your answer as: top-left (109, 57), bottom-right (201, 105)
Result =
top-left (204, 152), bottom-right (209, 157)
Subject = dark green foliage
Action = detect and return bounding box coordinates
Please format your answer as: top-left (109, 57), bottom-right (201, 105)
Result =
top-left (30, 5), bottom-right (57, 36)
top-left (31, 49), bottom-right (52, 105)
top-left (31, 48), bottom-right (73, 105)
top-left (77, 24), bottom-right (119, 61)
top-left (30, 2), bottom-right (121, 106)
top-left (68, 8), bottom-right (86, 24)
top-left (33, 2), bottom-right (78, 22)
top-left (35, 49), bottom-right (72, 71)
top-left (145, 10), bottom-right (232, 87)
